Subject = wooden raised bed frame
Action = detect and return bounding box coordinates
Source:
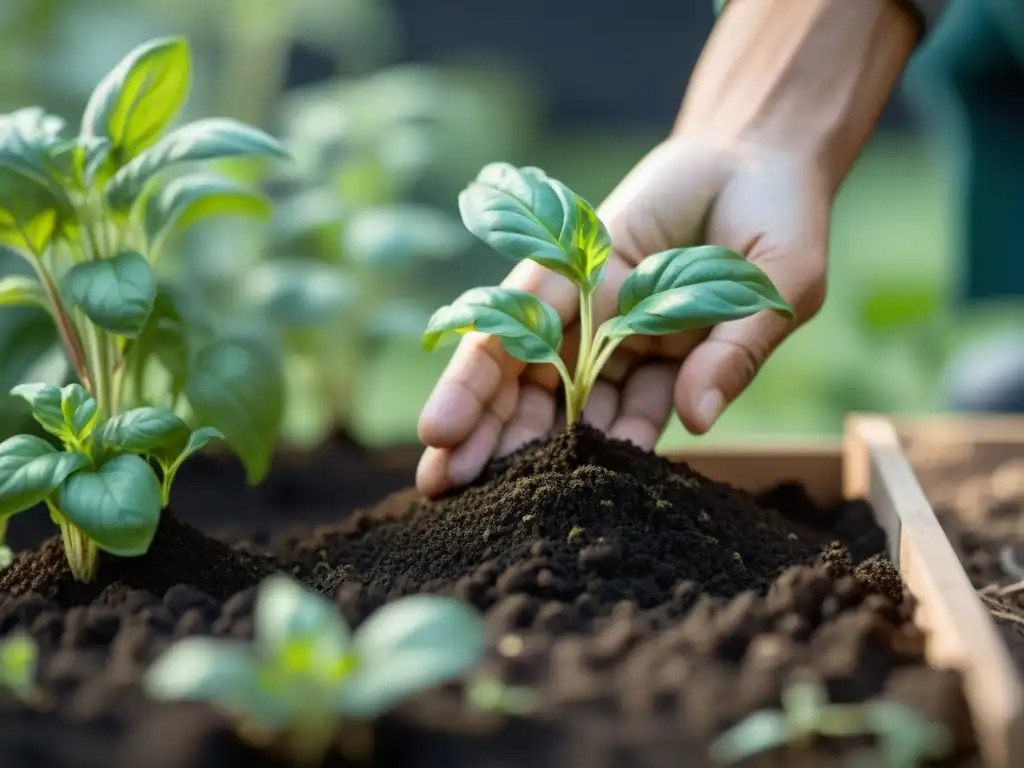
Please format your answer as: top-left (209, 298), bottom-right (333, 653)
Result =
top-left (664, 413), bottom-right (1020, 768)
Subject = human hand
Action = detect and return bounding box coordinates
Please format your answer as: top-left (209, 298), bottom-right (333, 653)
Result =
top-left (415, 136), bottom-right (830, 497)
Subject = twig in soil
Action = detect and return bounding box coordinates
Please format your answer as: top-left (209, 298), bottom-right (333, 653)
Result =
top-left (977, 592), bottom-right (1024, 630)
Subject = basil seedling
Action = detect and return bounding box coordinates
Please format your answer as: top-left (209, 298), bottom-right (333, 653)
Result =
top-left (144, 574), bottom-right (486, 765)
top-left (0, 37), bottom-right (288, 581)
top-left (709, 678), bottom-right (952, 767)
top-left (0, 630), bottom-right (39, 704)
top-left (423, 163), bottom-right (794, 424)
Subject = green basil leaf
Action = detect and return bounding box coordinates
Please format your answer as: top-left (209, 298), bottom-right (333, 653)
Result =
top-left (707, 710), bottom-right (794, 762)
top-left (80, 37), bottom-right (191, 167)
top-left (0, 161), bottom-right (63, 255)
top-left (458, 163), bottom-right (610, 289)
top-left (144, 173), bottom-right (272, 253)
top-left (255, 574), bottom-right (352, 661)
top-left (244, 260), bottom-right (357, 328)
top-left (131, 285), bottom-right (189, 397)
top-left (171, 427), bottom-right (223, 467)
top-left (336, 595), bottom-right (485, 718)
top-left (9, 383), bottom-right (67, 437)
top-left (60, 383), bottom-right (98, 438)
top-left (143, 635), bottom-right (260, 705)
top-left (65, 250), bottom-right (157, 337)
top-left (423, 286), bottom-right (562, 364)
top-left (0, 275), bottom-right (47, 308)
top-left (95, 407), bottom-right (190, 454)
top-left (75, 136), bottom-right (113, 189)
top-left (57, 454), bottom-right (162, 556)
top-left (604, 246), bottom-right (795, 339)
top-left (185, 338), bottom-right (284, 484)
top-left (0, 435), bottom-right (88, 517)
top-left (343, 204), bottom-right (470, 267)
top-left (105, 118), bottom-right (288, 209)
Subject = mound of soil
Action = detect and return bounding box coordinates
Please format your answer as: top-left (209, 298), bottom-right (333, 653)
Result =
top-left (0, 516), bottom-right (276, 606)
top-left (299, 426), bottom-right (876, 618)
top-left (0, 425), bottom-right (979, 767)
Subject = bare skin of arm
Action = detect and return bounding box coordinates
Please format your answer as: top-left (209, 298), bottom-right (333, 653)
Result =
top-left (416, 0), bottom-right (922, 497)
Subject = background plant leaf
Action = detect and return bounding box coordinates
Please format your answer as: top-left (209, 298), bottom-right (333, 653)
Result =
top-left (80, 36), bottom-right (191, 168)
top-left (105, 118), bottom-right (288, 208)
top-left (65, 250), bottom-right (157, 337)
top-left (184, 337), bottom-right (284, 483)
top-left (144, 173), bottom-right (271, 254)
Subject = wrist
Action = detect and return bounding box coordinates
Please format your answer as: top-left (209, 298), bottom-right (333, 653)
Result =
top-left (677, 0), bottom-right (918, 196)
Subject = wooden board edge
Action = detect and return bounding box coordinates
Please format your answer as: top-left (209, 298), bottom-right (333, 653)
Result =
top-left (892, 414), bottom-right (1024, 443)
top-left (661, 440), bottom-right (844, 505)
top-left (845, 414), bottom-right (1024, 768)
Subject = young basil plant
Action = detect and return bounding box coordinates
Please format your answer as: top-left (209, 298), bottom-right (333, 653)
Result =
top-left (143, 574), bottom-right (486, 766)
top-left (423, 163), bottom-right (794, 424)
top-left (0, 630), bottom-right (39, 704)
top-left (709, 678), bottom-right (952, 767)
top-left (0, 37), bottom-right (288, 582)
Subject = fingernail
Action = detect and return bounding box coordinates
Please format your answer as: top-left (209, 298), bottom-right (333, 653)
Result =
top-left (697, 389), bottom-right (725, 431)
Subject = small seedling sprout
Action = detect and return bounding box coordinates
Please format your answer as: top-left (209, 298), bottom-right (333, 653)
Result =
top-left (423, 163), bottom-right (794, 424)
top-left (0, 630), bottom-right (39, 704)
top-left (709, 677), bottom-right (953, 768)
top-left (144, 574), bottom-right (486, 765)
top-left (0, 37), bottom-right (288, 581)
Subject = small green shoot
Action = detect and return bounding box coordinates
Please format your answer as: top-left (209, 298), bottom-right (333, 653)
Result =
top-left (143, 574), bottom-right (486, 766)
top-left (0, 630), bottom-right (39, 704)
top-left (423, 163), bottom-right (793, 424)
top-left (0, 37), bottom-right (288, 581)
top-left (709, 678), bottom-right (953, 767)
top-left (465, 676), bottom-right (538, 716)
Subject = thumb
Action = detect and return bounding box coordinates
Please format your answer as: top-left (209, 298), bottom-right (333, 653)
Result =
top-left (673, 253), bottom-right (824, 434)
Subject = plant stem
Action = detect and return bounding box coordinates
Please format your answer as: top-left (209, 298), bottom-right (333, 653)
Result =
top-left (583, 336), bottom-right (624, 396)
top-left (50, 504), bottom-right (98, 582)
top-left (574, 289), bottom-right (594, 383)
top-left (35, 265), bottom-right (92, 390)
top-left (552, 357), bottom-right (581, 425)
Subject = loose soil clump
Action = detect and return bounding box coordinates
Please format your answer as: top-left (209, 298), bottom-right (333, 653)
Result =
top-left (0, 425), bottom-right (980, 766)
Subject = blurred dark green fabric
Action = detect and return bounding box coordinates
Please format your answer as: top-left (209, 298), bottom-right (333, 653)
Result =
top-left (906, 0), bottom-right (1024, 301)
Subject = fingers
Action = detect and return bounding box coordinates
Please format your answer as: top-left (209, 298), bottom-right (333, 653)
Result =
top-left (674, 252), bottom-right (825, 434)
top-left (607, 362), bottom-right (678, 450)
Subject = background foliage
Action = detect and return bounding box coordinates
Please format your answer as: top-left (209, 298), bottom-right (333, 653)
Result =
top-left (0, 0), bottom-right (1016, 452)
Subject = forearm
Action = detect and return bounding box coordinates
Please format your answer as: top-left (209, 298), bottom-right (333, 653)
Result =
top-left (676, 0), bottom-right (920, 195)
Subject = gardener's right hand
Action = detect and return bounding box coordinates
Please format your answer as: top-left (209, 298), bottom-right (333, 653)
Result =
top-left (415, 0), bottom-right (919, 498)
top-left (415, 137), bottom-right (829, 497)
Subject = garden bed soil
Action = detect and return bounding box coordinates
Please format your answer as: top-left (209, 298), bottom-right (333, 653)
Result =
top-left (4, 430), bottom-right (421, 553)
top-left (903, 434), bottom-right (1024, 679)
top-left (0, 425), bottom-right (977, 767)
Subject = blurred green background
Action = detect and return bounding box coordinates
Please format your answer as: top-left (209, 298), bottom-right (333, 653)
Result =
top-left (0, 0), bottom-right (1017, 455)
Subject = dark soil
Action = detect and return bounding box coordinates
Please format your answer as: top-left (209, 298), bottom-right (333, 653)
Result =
top-left (0, 425), bottom-right (978, 767)
top-left (4, 430), bottom-right (421, 552)
top-left (903, 432), bottom-right (1024, 678)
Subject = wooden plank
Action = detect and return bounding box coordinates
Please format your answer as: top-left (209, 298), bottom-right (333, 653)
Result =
top-left (845, 415), bottom-right (1023, 768)
top-left (663, 418), bottom-right (1021, 767)
top-left (669, 441), bottom-right (844, 505)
